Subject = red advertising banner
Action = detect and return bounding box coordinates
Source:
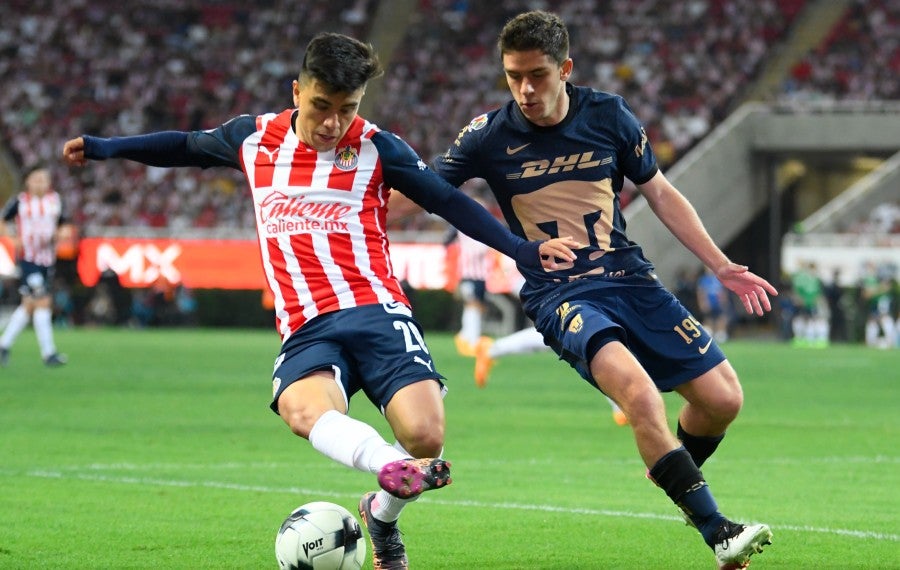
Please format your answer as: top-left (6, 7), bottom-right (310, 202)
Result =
top-left (1, 236), bottom-right (521, 292)
top-left (76, 237), bottom-right (267, 289)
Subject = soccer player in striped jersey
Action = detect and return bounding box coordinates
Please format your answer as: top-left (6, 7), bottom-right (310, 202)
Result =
top-left (432, 11), bottom-right (776, 569)
top-left (446, 227), bottom-right (492, 356)
top-left (63, 32), bottom-right (576, 570)
top-left (0, 164), bottom-right (70, 367)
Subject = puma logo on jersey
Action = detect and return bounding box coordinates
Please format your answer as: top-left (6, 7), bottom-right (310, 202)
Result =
top-left (506, 143), bottom-right (531, 155)
top-left (258, 145), bottom-right (279, 163)
top-left (506, 152), bottom-right (611, 179)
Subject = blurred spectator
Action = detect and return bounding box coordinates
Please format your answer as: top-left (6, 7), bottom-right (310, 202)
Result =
top-left (52, 276), bottom-right (75, 327)
top-left (673, 267), bottom-right (701, 318)
top-left (173, 284), bottom-right (198, 326)
top-left (85, 280), bottom-right (117, 326)
top-left (130, 288), bottom-right (157, 328)
top-left (843, 200), bottom-right (900, 235)
top-left (696, 267), bottom-right (732, 343)
top-left (790, 261), bottom-right (829, 347)
top-left (777, 276), bottom-right (798, 341)
top-left (823, 267), bottom-right (850, 343)
top-left (860, 260), bottom-right (897, 348)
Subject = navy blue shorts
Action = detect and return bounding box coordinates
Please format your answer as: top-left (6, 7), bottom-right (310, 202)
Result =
top-left (458, 279), bottom-right (486, 303)
top-left (17, 261), bottom-right (52, 298)
top-left (269, 302), bottom-right (446, 415)
top-left (531, 275), bottom-right (726, 392)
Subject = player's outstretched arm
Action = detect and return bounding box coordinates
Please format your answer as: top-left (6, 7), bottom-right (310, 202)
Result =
top-left (715, 262), bottom-right (779, 316)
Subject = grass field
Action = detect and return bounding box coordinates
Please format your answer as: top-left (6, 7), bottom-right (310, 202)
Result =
top-left (0, 327), bottom-right (897, 569)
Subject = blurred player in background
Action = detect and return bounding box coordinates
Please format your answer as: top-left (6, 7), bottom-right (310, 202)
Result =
top-left (860, 261), bottom-right (896, 348)
top-left (63, 32), bottom-right (576, 570)
top-left (0, 163), bottom-right (71, 367)
top-left (790, 261), bottom-right (829, 348)
top-left (433, 11), bottom-right (776, 569)
top-left (475, 324), bottom-right (628, 425)
top-left (470, 268), bottom-right (627, 425)
top-left (696, 267), bottom-right (732, 344)
top-left (446, 226), bottom-right (492, 356)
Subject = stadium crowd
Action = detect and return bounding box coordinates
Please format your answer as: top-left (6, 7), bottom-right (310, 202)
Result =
top-left (376, 0), bottom-right (807, 171)
top-left (0, 0), bottom-right (373, 234)
top-left (5, 0), bottom-right (896, 235)
top-left (781, 0), bottom-right (899, 103)
top-left (1, 0), bottom-right (897, 335)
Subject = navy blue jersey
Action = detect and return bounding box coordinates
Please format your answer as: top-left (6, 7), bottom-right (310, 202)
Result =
top-left (434, 84), bottom-right (659, 316)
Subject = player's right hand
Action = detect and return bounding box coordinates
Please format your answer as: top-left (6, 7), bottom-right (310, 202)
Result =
top-left (62, 137), bottom-right (87, 166)
top-left (538, 236), bottom-right (580, 271)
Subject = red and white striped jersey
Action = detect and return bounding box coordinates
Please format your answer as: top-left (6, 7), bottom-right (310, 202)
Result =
top-left (78, 108), bottom-right (531, 342)
top-left (456, 232), bottom-right (492, 282)
top-left (238, 110), bottom-right (408, 341)
top-left (1, 190), bottom-right (64, 267)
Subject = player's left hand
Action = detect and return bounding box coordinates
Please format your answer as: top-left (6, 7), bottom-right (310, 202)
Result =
top-left (715, 262), bottom-right (778, 316)
top-left (538, 236), bottom-right (580, 271)
top-left (62, 137), bottom-right (88, 167)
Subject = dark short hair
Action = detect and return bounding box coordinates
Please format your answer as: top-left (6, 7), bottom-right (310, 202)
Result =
top-left (23, 161), bottom-right (49, 178)
top-left (498, 10), bottom-right (569, 65)
top-left (300, 32), bottom-right (383, 93)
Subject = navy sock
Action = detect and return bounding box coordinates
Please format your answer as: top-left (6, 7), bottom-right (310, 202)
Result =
top-left (648, 446), bottom-right (725, 546)
top-left (677, 421), bottom-right (724, 468)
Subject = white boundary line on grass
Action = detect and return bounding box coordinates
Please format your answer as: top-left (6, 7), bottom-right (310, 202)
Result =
top-left (9, 468), bottom-right (898, 543)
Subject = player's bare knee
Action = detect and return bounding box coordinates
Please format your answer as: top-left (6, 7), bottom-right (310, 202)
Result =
top-left (280, 406), bottom-right (323, 439)
top-left (716, 388), bottom-right (744, 422)
top-left (714, 371), bottom-right (744, 419)
top-left (400, 428), bottom-right (445, 458)
top-left (621, 384), bottom-right (666, 418)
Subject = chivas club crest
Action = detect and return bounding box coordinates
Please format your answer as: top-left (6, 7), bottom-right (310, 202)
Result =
top-left (334, 145), bottom-right (359, 171)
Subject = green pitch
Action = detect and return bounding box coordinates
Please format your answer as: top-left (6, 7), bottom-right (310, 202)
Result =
top-left (0, 328), bottom-right (897, 569)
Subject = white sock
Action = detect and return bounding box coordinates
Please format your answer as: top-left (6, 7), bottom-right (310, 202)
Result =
top-left (791, 318), bottom-right (803, 340)
top-left (865, 321), bottom-right (879, 346)
top-left (370, 490), bottom-right (415, 523)
top-left (815, 319), bottom-right (829, 342)
top-left (460, 306), bottom-right (482, 346)
top-left (0, 306), bottom-right (30, 349)
top-left (308, 410), bottom-right (405, 474)
top-left (33, 307), bottom-right (57, 358)
top-left (881, 316), bottom-right (896, 345)
top-left (491, 327), bottom-right (546, 358)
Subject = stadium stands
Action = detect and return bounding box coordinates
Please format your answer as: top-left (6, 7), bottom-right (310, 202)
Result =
top-left (372, 0), bottom-right (808, 170)
top-left (0, 0), bottom-right (894, 237)
top-left (781, 0), bottom-right (898, 102)
top-left (0, 0), bottom-right (372, 235)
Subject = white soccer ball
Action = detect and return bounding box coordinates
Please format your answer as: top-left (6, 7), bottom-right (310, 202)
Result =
top-left (275, 501), bottom-right (366, 570)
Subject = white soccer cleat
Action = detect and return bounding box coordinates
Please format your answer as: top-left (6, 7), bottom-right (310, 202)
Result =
top-left (713, 520), bottom-right (772, 569)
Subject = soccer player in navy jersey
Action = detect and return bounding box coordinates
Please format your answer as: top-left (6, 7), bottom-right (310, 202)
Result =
top-left (63, 32), bottom-right (576, 570)
top-left (0, 164), bottom-right (70, 367)
top-left (432, 11), bottom-right (776, 569)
